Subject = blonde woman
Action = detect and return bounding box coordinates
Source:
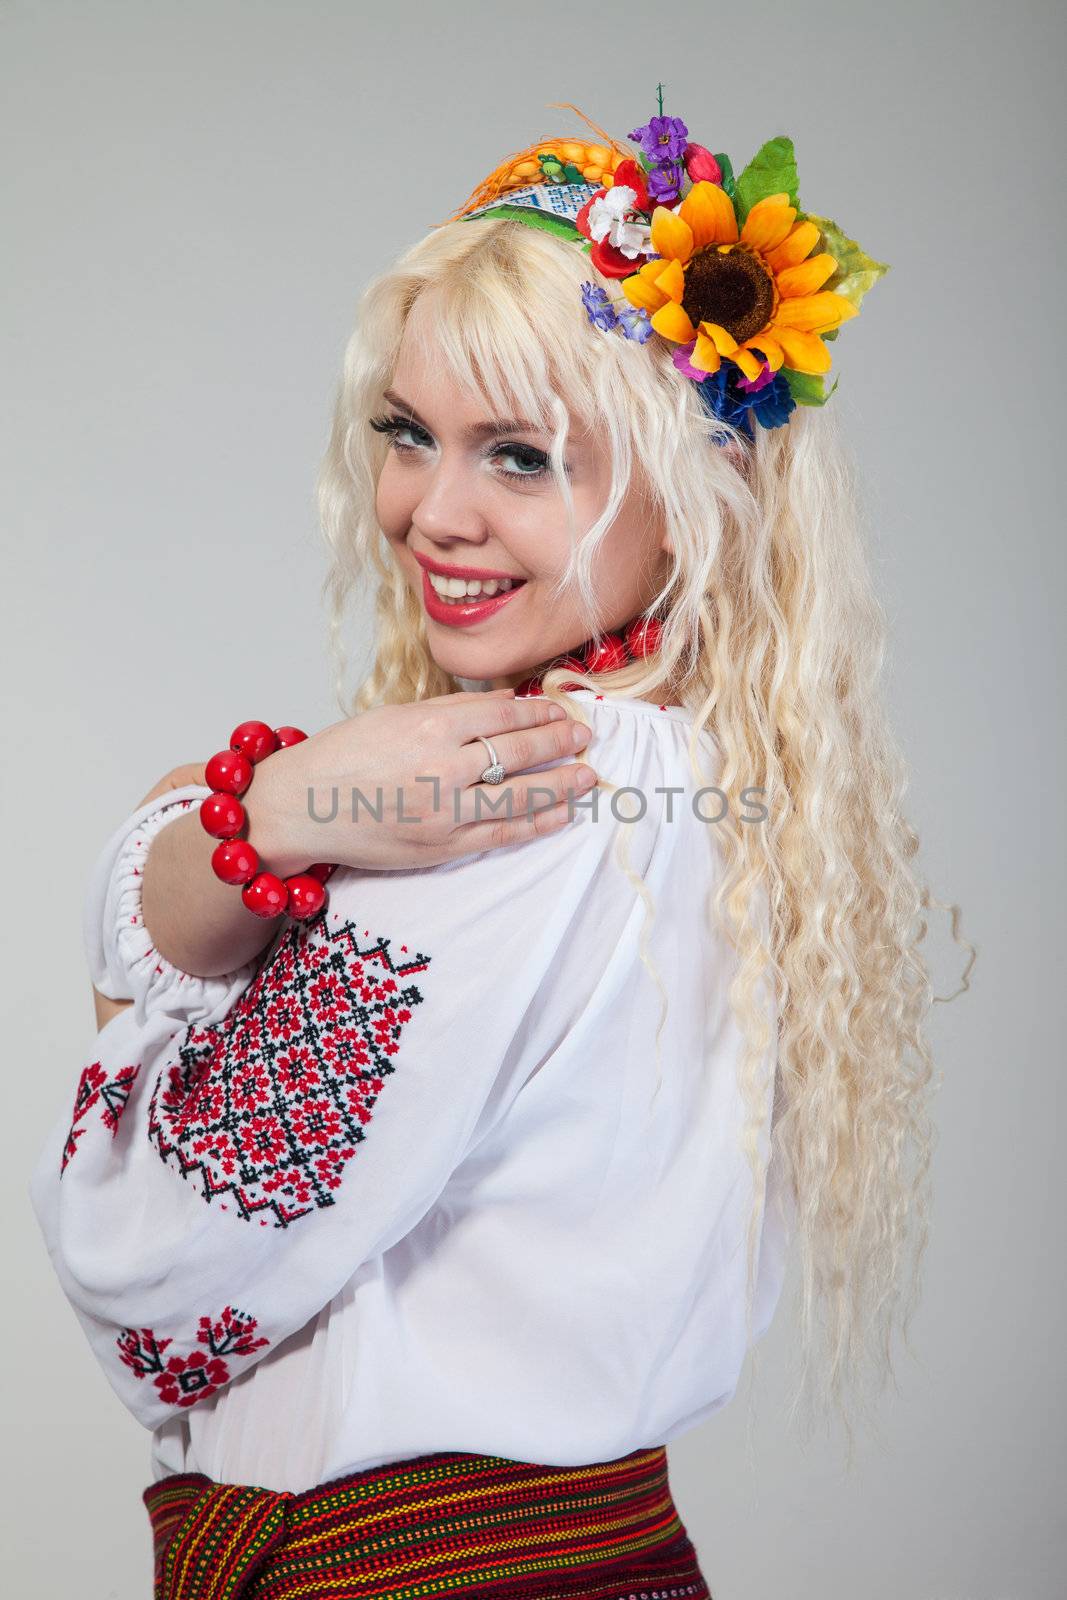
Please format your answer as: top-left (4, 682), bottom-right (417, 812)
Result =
top-left (31, 102), bottom-right (970, 1599)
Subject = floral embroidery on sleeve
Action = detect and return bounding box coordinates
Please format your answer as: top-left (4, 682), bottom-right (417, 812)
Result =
top-left (60, 1060), bottom-right (141, 1174)
top-left (147, 911), bottom-right (432, 1228)
top-left (117, 1306), bottom-right (270, 1410)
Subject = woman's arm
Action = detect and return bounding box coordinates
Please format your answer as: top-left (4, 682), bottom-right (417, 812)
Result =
top-left (89, 761), bottom-right (286, 1016)
top-left (140, 809), bottom-right (292, 978)
top-left (92, 987), bottom-right (133, 1030)
top-left (137, 763), bottom-right (293, 980)
top-left (131, 694), bottom-right (595, 984)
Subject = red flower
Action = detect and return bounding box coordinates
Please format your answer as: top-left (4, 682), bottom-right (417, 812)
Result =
top-left (611, 157), bottom-right (650, 212)
top-left (683, 143), bottom-right (723, 184)
top-left (590, 238), bottom-right (639, 279)
top-left (575, 186), bottom-right (607, 241)
top-left (577, 160), bottom-right (652, 280)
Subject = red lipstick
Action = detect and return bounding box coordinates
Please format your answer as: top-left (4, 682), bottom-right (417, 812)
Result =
top-left (420, 567), bottom-right (526, 628)
top-left (413, 550), bottom-right (528, 629)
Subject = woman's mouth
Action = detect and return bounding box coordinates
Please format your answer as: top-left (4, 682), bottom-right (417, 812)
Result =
top-left (421, 567), bottom-right (528, 628)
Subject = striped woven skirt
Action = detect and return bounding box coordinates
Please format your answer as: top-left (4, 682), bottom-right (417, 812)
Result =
top-left (141, 1444), bottom-right (712, 1599)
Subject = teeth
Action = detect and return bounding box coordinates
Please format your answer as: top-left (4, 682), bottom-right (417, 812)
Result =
top-left (428, 572), bottom-right (521, 601)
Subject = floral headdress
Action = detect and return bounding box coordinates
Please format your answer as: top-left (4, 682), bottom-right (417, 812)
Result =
top-left (437, 92), bottom-right (888, 441)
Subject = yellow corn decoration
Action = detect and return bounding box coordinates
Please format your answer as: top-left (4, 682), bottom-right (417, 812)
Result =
top-left (435, 103), bottom-right (633, 226)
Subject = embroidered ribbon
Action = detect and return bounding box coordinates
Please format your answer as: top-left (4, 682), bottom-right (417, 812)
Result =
top-left (143, 1446), bottom-right (710, 1600)
top-left (144, 1474), bottom-right (292, 1600)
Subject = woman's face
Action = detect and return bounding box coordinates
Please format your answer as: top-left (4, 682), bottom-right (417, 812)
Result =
top-left (373, 308), bottom-right (673, 689)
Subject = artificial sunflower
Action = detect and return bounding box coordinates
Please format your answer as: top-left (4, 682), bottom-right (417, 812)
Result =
top-left (620, 184), bottom-right (858, 380)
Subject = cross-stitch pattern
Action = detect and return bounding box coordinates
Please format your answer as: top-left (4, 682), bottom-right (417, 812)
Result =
top-left (147, 911), bottom-right (432, 1227)
top-left (60, 1058), bottom-right (141, 1173)
top-left (117, 1305), bottom-right (270, 1410)
top-left (464, 179), bottom-right (594, 223)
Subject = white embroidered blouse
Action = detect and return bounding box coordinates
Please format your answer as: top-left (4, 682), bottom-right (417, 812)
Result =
top-left (30, 689), bottom-right (794, 1496)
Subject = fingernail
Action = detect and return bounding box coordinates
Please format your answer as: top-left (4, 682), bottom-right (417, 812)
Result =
top-left (576, 766), bottom-right (597, 787)
top-left (548, 704), bottom-right (567, 720)
top-left (571, 724), bottom-right (590, 747)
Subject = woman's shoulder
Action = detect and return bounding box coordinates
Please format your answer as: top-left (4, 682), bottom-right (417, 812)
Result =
top-left (562, 688), bottom-right (705, 727)
top-left (545, 687), bottom-right (718, 740)
top-left (543, 689), bottom-right (723, 787)
top-left (494, 687), bottom-right (726, 886)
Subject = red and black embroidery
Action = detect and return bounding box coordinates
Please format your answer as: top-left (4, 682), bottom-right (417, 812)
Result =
top-left (117, 1305), bottom-right (269, 1409)
top-left (147, 910), bottom-right (431, 1227)
top-left (60, 1059), bottom-right (141, 1174)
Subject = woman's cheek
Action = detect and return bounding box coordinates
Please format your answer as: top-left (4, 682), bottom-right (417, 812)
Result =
top-left (375, 468), bottom-right (404, 542)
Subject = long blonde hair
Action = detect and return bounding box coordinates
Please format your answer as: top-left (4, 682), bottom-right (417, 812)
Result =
top-left (316, 216), bottom-right (975, 1457)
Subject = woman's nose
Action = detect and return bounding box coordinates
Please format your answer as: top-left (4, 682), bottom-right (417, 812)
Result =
top-left (410, 456), bottom-right (490, 544)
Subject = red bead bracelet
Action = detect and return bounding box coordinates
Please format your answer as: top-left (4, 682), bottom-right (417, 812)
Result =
top-left (199, 719), bottom-right (337, 921)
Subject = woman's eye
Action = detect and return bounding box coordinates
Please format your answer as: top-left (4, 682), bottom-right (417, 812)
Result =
top-left (369, 416), bottom-right (552, 483)
top-left (369, 416), bottom-right (429, 452)
top-left (490, 444), bottom-right (549, 479)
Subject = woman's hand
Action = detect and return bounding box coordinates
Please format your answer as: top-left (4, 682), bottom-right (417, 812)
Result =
top-left (87, 690), bottom-right (596, 995)
top-left (245, 688), bottom-right (597, 875)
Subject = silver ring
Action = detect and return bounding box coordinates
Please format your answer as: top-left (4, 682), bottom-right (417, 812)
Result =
top-left (475, 734), bottom-right (507, 785)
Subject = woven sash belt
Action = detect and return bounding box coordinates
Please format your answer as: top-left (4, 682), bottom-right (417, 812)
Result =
top-left (142, 1444), bottom-right (712, 1600)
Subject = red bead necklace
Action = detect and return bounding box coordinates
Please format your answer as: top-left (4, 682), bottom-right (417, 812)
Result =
top-left (513, 611), bottom-right (664, 697)
top-left (199, 720), bottom-right (336, 922)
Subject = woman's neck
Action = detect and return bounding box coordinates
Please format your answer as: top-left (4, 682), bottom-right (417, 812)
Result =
top-left (512, 610), bottom-right (669, 699)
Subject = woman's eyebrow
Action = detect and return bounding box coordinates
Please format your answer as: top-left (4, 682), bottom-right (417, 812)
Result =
top-left (381, 389), bottom-right (549, 439)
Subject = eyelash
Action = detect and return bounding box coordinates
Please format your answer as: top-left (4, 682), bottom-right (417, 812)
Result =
top-left (369, 415), bottom-right (554, 483)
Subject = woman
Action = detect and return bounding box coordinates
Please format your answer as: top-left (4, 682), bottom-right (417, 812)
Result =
top-left (31, 100), bottom-right (971, 1598)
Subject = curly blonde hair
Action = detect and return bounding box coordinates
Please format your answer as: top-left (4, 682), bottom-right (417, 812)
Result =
top-left (316, 216), bottom-right (975, 1459)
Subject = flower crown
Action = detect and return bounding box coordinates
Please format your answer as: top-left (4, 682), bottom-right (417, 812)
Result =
top-left (438, 95), bottom-right (888, 440)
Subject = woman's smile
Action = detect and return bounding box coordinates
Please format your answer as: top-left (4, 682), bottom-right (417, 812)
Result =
top-left (414, 550), bottom-right (529, 628)
top-left (420, 566), bottom-right (528, 628)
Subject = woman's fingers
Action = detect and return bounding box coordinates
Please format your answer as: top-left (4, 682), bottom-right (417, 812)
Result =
top-left (219, 690), bottom-right (599, 874)
top-left (458, 714), bottom-right (592, 789)
top-left (454, 769), bottom-right (599, 851)
top-left (451, 758), bottom-right (598, 830)
top-left (441, 687), bottom-right (578, 741)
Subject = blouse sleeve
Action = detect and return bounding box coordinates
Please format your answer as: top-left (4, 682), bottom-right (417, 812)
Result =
top-left (85, 783), bottom-right (266, 1030)
top-left (29, 698), bottom-right (781, 1431)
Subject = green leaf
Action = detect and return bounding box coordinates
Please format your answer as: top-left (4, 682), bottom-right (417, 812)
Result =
top-left (461, 204), bottom-right (584, 243)
top-left (802, 212), bottom-right (889, 311)
top-left (735, 136), bottom-right (799, 222)
top-left (783, 368), bottom-right (840, 407)
top-left (713, 152), bottom-right (736, 200)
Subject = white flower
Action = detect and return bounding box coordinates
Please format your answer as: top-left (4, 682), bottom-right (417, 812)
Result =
top-left (587, 186), bottom-right (653, 260)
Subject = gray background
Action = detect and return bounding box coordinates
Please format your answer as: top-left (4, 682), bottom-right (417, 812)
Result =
top-left (5, 1), bottom-right (1064, 1594)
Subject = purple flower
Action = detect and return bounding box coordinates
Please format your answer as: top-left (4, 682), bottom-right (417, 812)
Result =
top-left (617, 305), bottom-right (653, 343)
top-left (628, 115), bottom-right (689, 164)
top-left (646, 163), bottom-right (685, 205)
top-left (671, 342), bottom-right (709, 383)
top-left (737, 362), bottom-right (776, 394)
top-left (581, 282), bottom-right (619, 332)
